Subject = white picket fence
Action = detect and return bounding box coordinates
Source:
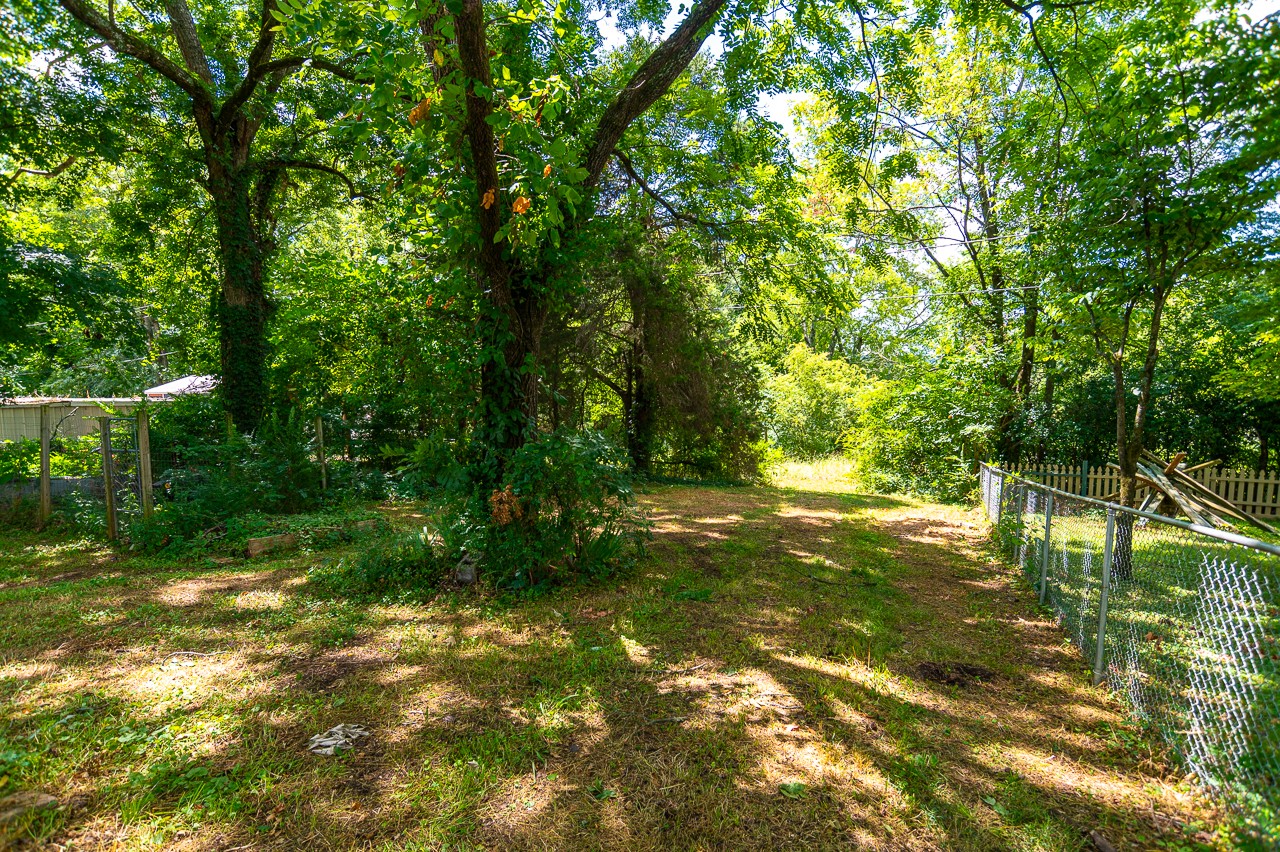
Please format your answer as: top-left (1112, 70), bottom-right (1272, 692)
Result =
top-left (1006, 462), bottom-right (1280, 518)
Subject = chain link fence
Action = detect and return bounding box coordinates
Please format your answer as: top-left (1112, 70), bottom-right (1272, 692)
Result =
top-left (980, 463), bottom-right (1280, 842)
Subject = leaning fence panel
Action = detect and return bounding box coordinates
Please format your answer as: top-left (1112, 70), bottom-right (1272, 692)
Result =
top-left (979, 463), bottom-right (1280, 843)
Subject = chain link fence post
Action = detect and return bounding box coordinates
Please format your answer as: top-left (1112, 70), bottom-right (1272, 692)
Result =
top-left (1092, 508), bottom-right (1115, 686)
top-left (1039, 492), bottom-right (1054, 604)
top-left (996, 470), bottom-right (1005, 529)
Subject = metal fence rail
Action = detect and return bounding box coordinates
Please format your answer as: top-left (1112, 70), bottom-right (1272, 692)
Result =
top-left (980, 463), bottom-right (1280, 844)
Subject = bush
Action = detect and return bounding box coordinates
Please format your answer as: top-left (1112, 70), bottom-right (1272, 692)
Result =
top-left (0, 439), bottom-right (38, 484)
top-left (132, 403), bottom-right (339, 550)
top-left (392, 430), bottom-right (465, 496)
top-left (129, 504), bottom-right (386, 555)
top-left (844, 377), bottom-right (987, 502)
top-left (446, 430), bottom-right (647, 591)
top-left (0, 494), bottom-right (40, 527)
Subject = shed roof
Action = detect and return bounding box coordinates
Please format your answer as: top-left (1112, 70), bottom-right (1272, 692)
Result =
top-left (144, 375), bottom-right (218, 398)
top-left (3, 397), bottom-right (141, 407)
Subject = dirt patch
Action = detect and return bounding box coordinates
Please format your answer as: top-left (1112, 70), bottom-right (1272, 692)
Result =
top-left (916, 661), bottom-right (999, 688)
top-left (295, 644), bottom-right (391, 691)
top-left (154, 571), bottom-right (282, 607)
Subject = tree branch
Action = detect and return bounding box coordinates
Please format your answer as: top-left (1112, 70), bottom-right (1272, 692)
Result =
top-left (2, 156), bottom-right (78, 190)
top-left (614, 150), bottom-right (726, 235)
top-left (221, 55), bottom-right (370, 128)
top-left (262, 159), bottom-right (366, 200)
top-left (58, 0), bottom-right (208, 103)
top-left (164, 0), bottom-right (213, 85)
top-left (587, 365), bottom-right (625, 398)
top-left (581, 0), bottom-right (729, 188)
top-left (217, 0), bottom-right (280, 124)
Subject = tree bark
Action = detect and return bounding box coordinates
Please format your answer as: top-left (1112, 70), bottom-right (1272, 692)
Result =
top-left (209, 159), bottom-right (274, 431)
top-left (629, 350), bottom-right (657, 476)
top-left (1111, 281), bottom-right (1170, 580)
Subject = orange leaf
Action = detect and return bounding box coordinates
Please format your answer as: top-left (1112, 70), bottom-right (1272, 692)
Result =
top-left (481, 188), bottom-right (496, 210)
top-left (512, 196), bottom-right (531, 214)
top-left (542, 164), bottom-right (552, 178)
top-left (408, 97), bottom-right (432, 126)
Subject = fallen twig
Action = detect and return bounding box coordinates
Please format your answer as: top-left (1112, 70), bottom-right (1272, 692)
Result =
top-left (1088, 829), bottom-right (1117, 852)
top-left (162, 650), bottom-right (223, 662)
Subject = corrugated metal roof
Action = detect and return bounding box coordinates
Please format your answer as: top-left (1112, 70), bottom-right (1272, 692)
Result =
top-left (3, 397), bottom-right (141, 406)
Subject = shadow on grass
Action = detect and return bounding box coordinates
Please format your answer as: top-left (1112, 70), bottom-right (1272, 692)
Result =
top-left (0, 485), bottom-right (1218, 850)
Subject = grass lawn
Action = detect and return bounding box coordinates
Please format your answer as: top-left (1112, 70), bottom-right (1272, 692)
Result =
top-left (0, 465), bottom-right (1227, 850)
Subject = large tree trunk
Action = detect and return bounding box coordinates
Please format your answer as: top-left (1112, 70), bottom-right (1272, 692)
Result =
top-left (454, 0), bottom-right (725, 464)
top-left (210, 166), bottom-right (273, 432)
top-left (477, 267), bottom-right (547, 455)
top-left (626, 341), bottom-right (657, 476)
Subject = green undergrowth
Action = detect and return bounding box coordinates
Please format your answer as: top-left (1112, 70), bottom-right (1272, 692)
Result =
top-left (127, 503), bottom-right (392, 556)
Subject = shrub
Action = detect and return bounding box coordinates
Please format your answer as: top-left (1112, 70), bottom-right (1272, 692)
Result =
top-left (131, 405), bottom-right (334, 550)
top-left (393, 430), bottom-right (465, 496)
top-left (445, 430), bottom-right (647, 591)
top-left (0, 439), bottom-right (39, 484)
top-left (310, 526), bottom-right (444, 599)
top-left (844, 377), bottom-right (988, 502)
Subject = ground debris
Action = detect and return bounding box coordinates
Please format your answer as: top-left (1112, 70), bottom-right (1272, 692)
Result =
top-left (1088, 828), bottom-right (1117, 852)
top-left (307, 723), bottom-right (371, 756)
top-left (916, 660), bottom-right (998, 687)
top-left (0, 791), bottom-right (58, 826)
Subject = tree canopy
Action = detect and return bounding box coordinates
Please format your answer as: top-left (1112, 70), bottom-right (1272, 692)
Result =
top-left (3, 0), bottom-right (1278, 504)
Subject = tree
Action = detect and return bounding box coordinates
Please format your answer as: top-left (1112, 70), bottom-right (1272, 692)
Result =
top-left (28, 0), bottom-right (371, 429)
top-left (288, 0), bottom-right (847, 473)
top-left (804, 10), bottom-right (1062, 465)
top-left (1047, 7), bottom-right (1280, 510)
top-left (450, 0), bottom-right (733, 461)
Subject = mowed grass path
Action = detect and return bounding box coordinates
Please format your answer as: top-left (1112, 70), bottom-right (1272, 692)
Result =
top-left (0, 470), bottom-right (1224, 850)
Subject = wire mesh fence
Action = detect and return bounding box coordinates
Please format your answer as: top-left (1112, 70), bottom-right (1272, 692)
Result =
top-left (2, 407), bottom-right (341, 536)
top-left (980, 463), bottom-right (1280, 842)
